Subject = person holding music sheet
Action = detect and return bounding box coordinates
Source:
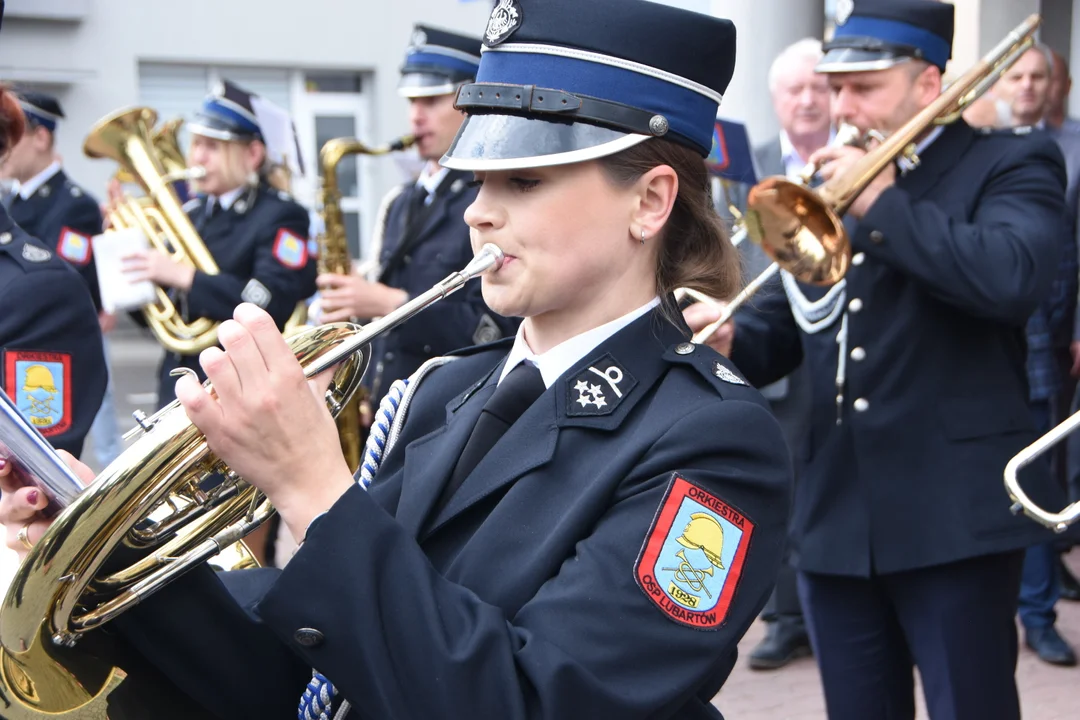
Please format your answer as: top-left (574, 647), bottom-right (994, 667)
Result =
top-left (315, 25), bottom-right (517, 406)
top-left (0, 1), bottom-right (793, 718)
top-left (0, 85), bottom-right (106, 459)
top-left (121, 81), bottom-right (316, 408)
top-left (686, 1), bottom-right (1067, 718)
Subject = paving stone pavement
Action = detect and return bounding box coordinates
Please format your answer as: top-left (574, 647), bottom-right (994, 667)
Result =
top-left (712, 548), bottom-right (1080, 719)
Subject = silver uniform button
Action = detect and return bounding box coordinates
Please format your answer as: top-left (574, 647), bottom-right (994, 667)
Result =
top-left (853, 398), bottom-right (870, 412)
top-left (675, 342), bottom-right (695, 355)
top-left (850, 347), bottom-right (866, 362)
top-left (852, 252), bottom-right (866, 266)
top-left (869, 230), bottom-right (884, 244)
top-left (0, 232), bottom-right (11, 245)
top-left (848, 298), bottom-right (863, 313)
top-left (294, 628), bottom-right (325, 648)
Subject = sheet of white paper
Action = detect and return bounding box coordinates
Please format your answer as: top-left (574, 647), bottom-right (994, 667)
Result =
top-left (92, 228), bottom-right (158, 313)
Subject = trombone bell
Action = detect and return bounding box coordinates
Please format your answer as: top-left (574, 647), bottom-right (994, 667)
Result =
top-left (744, 179), bottom-right (849, 286)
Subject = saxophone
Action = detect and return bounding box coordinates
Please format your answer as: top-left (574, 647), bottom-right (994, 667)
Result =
top-left (316, 135), bottom-right (415, 470)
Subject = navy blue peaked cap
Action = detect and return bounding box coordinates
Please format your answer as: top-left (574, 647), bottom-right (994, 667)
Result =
top-left (18, 91), bottom-right (64, 132)
top-left (442, 0), bottom-right (737, 170)
top-left (820, 0), bottom-right (954, 73)
top-left (188, 80), bottom-right (262, 142)
top-left (399, 24), bottom-right (482, 98)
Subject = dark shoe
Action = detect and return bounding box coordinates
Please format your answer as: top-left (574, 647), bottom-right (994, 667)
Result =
top-left (748, 618), bottom-right (812, 670)
top-left (1060, 558), bottom-right (1080, 602)
top-left (1025, 625), bottom-right (1078, 666)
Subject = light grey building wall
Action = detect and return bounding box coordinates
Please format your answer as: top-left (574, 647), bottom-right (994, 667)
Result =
top-left (0, 0), bottom-right (493, 256)
top-left (5, 0), bottom-right (1080, 256)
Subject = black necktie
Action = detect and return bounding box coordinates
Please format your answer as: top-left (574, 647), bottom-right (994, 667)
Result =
top-left (435, 362), bottom-right (546, 514)
top-left (195, 198), bottom-right (216, 233)
top-left (404, 184), bottom-right (429, 233)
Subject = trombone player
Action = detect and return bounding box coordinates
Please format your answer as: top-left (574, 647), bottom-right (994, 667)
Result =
top-left (687, 1), bottom-right (1068, 717)
top-left (121, 81), bottom-right (316, 409)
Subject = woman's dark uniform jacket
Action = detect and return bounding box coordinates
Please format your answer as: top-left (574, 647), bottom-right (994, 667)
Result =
top-left (729, 121), bottom-right (1068, 577)
top-left (155, 183), bottom-right (316, 407)
top-left (103, 307), bottom-right (792, 719)
top-left (0, 207), bottom-right (106, 457)
top-left (365, 172), bottom-right (519, 404)
top-left (9, 168), bottom-right (104, 310)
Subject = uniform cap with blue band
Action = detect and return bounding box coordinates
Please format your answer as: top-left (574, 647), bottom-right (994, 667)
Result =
top-left (440, 0), bottom-right (736, 171)
top-left (818, 0), bottom-right (955, 74)
top-left (188, 80), bottom-right (264, 143)
top-left (17, 92), bottom-right (64, 133)
top-left (398, 24), bottom-right (482, 99)
top-left (188, 80), bottom-right (306, 177)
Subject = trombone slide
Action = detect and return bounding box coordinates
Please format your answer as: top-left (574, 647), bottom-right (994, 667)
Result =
top-left (1004, 411), bottom-right (1080, 533)
top-left (691, 263), bottom-right (779, 345)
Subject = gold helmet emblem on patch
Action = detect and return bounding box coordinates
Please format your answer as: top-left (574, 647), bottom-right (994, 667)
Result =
top-left (676, 513), bottom-right (725, 569)
top-left (22, 364), bottom-right (58, 394)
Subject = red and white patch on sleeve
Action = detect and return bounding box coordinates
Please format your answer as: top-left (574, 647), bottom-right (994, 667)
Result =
top-left (57, 227), bottom-right (92, 266)
top-left (3, 350), bottom-right (73, 437)
top-left (272, 229), bottom-right (309, 270)
top-left (634, 474), bottom-right (754, 630)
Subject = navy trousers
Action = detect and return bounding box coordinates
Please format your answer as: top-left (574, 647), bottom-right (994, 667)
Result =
top-left (1018, 401), bottom-right (1061, 629)
top-left (798, 551), bottom-right (1024, 720)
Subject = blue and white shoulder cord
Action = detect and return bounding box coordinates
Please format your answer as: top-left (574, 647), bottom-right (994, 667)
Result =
top-left (780, 271), bottom-right (849, 424)
top-left (298, 357), bottom-right (458, 720)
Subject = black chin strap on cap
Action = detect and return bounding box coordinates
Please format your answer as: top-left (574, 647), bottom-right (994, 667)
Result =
top-left (455, 83), bottom-right (672, 139)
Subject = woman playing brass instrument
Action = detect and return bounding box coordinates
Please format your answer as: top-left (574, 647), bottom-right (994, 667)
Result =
top-left (120, 80), bottom-right (316, 408)
top-left (1, 2), bottom-right (791, 718)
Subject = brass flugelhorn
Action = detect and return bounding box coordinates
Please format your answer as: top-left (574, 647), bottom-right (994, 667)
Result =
top-left (692, 14), bottom-right (1041, 344)
top-left (0, 244), bottom-right (504, 719)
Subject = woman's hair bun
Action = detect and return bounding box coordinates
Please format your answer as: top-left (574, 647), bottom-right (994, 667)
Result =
top-left (0, 87), bottom-right (27, 157)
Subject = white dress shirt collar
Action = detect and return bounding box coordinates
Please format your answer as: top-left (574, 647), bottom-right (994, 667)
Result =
top-left (498, 297), bottom-right (661, 389)
top-left (416, 165), bottom-right (450, 201)
top-left (214, 185), bottom-right (247, 211)
top-left (17, 161), bottom-right (62, 200)
top-left (778, 129), bottom-right (835, 179)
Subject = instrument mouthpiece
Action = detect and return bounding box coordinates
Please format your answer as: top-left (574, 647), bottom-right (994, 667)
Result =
top-left (479, 243), bottom-right (505, 269)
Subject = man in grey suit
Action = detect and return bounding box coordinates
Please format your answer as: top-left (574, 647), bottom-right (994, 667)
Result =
top-left (1048, 49), bottom-right (1080, 135)
top-left (706, 38), bottom-right (833, 670)
top-left (995, 42), bottom-right (1080, 666)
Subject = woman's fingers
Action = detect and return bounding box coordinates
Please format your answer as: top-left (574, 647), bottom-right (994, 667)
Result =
top-left (200, 346), bottom-right (243, 401)
top-left (0, 486), bottom-right (48, 522)
top-left (5, 513), bottom-right (51, 559)
top-left (233, 304), bottom-right (305, 381)
top-left (56, 450), bottom-right (96, 486)
top-left (176, 371), bottom-right (225, 439)
top-left (316, 273), bottom-right (350, 291)
top-left (318, 308), bottom-right (356, 324)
